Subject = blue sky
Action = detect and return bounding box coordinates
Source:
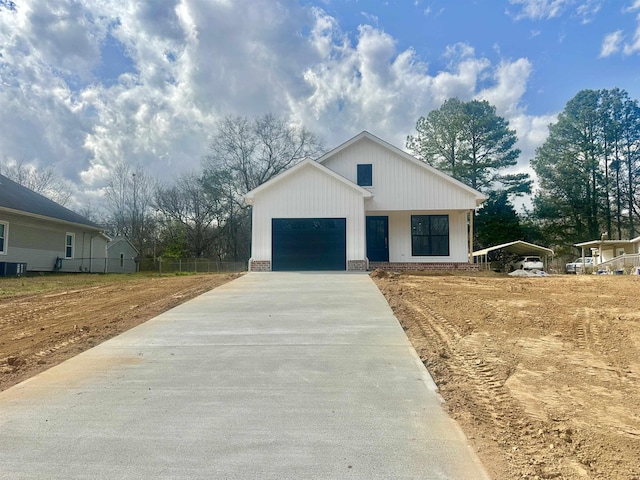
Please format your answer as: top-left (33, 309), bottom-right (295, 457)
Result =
top-left (1, 0), bottom-right (640, 209)
top-left (318, 0), bottom-right (640, 113)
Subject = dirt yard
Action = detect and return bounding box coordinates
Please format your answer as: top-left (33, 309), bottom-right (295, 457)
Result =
top-left (2, 271), bottom-right (639, 478)
top-left (0, 273), bottom-right (240, 392)
top-left (374, 271), bottom-right (640, 480)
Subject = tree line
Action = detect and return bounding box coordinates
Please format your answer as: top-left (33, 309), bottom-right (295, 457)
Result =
top-left (4, 88), bottom-right (639, 262)
top-left (101, 114), bottom-right (323, 263)
top-left (406, 89), bottom-right (640, 255)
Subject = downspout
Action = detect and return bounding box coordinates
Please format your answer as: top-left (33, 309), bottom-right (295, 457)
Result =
top-left (81, 232), bottom-right (86, 271)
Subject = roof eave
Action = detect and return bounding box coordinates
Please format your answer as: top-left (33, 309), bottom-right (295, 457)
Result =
top-left (318, 131), bottom-right (486, 202)
top-left (244, 158), bottom-right (374, 201)
top-left (0, 206), bottom-right (104, 232)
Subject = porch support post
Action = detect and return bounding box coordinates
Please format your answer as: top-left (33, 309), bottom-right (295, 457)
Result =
top-left (468, 209), bottom-right (474, 264)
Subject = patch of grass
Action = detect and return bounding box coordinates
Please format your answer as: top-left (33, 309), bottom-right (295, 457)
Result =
top-left (0, 272), bottom-right (229, 299)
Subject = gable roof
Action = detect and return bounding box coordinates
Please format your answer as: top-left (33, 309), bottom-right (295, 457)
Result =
top-left (107, 236), bottom-right (139, 253)
top-left (317, 131), bottom-right (487, 205)
top-left (0, 173), bottom-right (102, 230)
top-left (244, 158), bottom-right (373, 204)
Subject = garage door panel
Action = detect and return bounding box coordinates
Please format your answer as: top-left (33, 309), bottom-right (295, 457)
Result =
top-left (272, 218), bottom-right (346, 271)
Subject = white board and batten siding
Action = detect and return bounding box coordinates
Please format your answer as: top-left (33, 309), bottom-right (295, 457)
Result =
top-left (370, 210), bottom-right (470, 263)
top-left (321, 136), bottom-right (480, 211)
top-left (250, 163), bottom-right (367, 262)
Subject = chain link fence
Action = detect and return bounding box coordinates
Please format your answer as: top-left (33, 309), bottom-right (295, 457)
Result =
top-left (138, 258), bottom-right (246, 274)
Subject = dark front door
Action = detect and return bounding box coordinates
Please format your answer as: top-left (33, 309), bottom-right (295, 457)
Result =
top-left (366, 216), bottom-right (389, 262)
top-left (272, 218), bottom-right (346, 271)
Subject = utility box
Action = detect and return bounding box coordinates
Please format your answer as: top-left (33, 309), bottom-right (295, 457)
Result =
top-left (0, 262), bottom-right (27, 277)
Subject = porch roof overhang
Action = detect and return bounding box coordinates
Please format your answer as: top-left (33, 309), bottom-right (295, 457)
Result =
top-left (575, 239), bottom-right (633, 249)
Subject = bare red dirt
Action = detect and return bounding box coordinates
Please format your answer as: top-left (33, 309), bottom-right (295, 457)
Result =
top-left (0, 273), bottom-right (240, 392)
top-left (374, 271), bottom-right (640, 480)
top-left (3, 271), bottom-right (639, 478)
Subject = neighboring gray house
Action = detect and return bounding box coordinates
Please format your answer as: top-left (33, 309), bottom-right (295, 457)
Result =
top-left (0, 173), bottom-right (109, 273)
top-left (245, 131), bottom-right (486, 272)
top-left (106, 237), bottom-right (138, 273)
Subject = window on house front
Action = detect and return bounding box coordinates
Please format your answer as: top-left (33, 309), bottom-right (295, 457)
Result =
top-left (357, 164), bottom-right (373, 187)
top-left (65, 233), bottom-right (74, 259)
top-left (120, 253), bottom-right (124, 267)
top-left (411, 215), bottom-right (449, 256)
top-left (0, 222), bottom-right (6, 254)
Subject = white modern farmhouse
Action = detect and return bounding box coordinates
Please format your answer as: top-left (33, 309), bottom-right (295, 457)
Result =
top-left (244, 131), bottom-right (486, 272)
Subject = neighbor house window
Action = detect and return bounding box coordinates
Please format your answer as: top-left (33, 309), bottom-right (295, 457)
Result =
top-left (0, 222), bottom-right (6, 254)
top-left (357, 164), bottom-right (373, 187)
top-left (120, 253), bottom-right (124, 267)
top-left (411, 215), bottom-right (449, 256)
top-left (65, 233), bottom-right (74, 259)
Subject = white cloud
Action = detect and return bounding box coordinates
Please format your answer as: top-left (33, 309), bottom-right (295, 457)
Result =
top-left (0, 0), bottom-right (553, 209)
top-left (626, 0), bottom-right (640, 12)
top-left (600, 30), bottom-right (624, 57)
top-left (623, 14), bottom-right (640, 55)
top-left (295, 10), bottom-right (540, 153)
top-left (509, 112), bottom-right (557, 166)
top-left (507, 0), bottom-right (573, 20)
top-left (507, 0), bottom-right (602, 22)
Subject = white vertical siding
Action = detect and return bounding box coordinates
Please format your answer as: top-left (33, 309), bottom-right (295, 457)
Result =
top-left (251, 164), bottom-right (366, 262)
top-left (369, 210), bottom-right (469, 263)
top-left (322, 138), bottom-right (479, 211)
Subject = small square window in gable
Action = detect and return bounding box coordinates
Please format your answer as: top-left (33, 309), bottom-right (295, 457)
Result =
top-left (357, 164), bottom-right (373, 187)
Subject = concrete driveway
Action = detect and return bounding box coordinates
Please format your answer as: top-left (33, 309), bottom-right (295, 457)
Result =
top-left (0, 272), bottom-right (489, 479)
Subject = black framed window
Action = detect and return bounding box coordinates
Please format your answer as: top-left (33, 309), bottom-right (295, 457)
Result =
top-left (411, 215), bottom-right (449, 256)
top-left (357, 164), bottom-right (373, 187)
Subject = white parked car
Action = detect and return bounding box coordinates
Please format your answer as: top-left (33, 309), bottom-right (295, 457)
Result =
top-left (565, 257), bottom-right (594, 274)
top-left (512, 256), bottom-right (544, 271)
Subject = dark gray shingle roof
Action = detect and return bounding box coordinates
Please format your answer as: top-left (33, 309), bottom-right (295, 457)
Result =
top-left (0, 174), bottom-right (102, 230)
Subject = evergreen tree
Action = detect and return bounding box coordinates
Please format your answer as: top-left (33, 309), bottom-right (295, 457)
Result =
top-left (407, 98), bottom-right (530, 196)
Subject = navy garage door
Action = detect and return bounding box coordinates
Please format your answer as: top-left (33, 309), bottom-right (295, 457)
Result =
top-left (272, 218), bottom-right (346, 271)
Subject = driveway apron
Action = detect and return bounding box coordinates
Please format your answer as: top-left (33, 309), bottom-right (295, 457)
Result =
top-left (0, 272), bottom-right (489, 479)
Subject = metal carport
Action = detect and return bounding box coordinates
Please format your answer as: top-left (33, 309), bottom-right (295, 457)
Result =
top-left (473, 241), bottom-right (554, 271)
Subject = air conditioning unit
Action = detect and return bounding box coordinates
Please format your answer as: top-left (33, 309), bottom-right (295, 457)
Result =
top-left (0, 262), bottom-right (27, 277)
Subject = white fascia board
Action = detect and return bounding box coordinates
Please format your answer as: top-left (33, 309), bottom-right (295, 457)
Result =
top-left (317, 131), bottom-right (487, 205)
top-left (244, 158), bottom-right (373, 204)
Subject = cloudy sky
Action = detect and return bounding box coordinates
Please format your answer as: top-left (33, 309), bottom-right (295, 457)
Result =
top-left (1, 0), bottom-right (640, 209)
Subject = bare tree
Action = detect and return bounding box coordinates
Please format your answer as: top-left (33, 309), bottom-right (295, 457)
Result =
top-left (203, 114), bottom-right (324, 197)
top-left (202, 114), bottom-right (324, 261)
top-left (154, 172), bottom-right (222, 258)
top-left (0, 158), bottom-right (73, 206)
top-left (104, 160), bottom-right (155, 255)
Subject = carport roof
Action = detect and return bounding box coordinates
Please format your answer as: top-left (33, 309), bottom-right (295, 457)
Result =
top-left (472, 240), bottom-right (554, 258)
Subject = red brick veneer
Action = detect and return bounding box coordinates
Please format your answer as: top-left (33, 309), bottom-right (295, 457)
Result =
top-left (368, 262), bottom-right (479, 272)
